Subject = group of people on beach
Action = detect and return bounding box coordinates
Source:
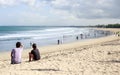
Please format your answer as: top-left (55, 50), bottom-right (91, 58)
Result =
top-left (11, 42), bottom-right (40, 64)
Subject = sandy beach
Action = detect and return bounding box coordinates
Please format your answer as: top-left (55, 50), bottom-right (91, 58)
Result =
top-left (0, 28), bottom-right (120, 75)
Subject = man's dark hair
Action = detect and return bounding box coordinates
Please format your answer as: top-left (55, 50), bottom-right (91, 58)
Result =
top-left (32, 43), bottom-right (37, 49)
top-left (16, 42), bottom-right (21, 48)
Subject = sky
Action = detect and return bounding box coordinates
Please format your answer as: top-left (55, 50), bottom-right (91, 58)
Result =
top-left (0, 0), bottom-right (120, 26)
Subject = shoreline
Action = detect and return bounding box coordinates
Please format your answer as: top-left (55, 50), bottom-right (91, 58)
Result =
top-left (0, 28), bottom-right (119, 60)
top-left (0, 28), bottom-right (120, 75)
top-left (0, 27), bottom-right (112, 51)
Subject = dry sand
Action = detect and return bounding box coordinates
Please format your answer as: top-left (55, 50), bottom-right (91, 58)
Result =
top-left (0, 28), bottom-right (120, 75)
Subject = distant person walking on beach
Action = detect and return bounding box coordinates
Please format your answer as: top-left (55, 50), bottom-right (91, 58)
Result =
top-left (29, 43), bottom-right (40, 62)
top-left (76, 36), bottom-right (79, 40)
top-left (58, 40), bottom-right (60, 45)
top-left (80, 34), bottom-right (83, 39)
top-left (11, 42), bottom-right (23, 64)
top-left (30, 42), bottom-right (32, 47)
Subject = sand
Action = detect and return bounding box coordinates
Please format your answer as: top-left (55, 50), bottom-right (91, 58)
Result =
top-left (0, 28), bottom-right (120, 75)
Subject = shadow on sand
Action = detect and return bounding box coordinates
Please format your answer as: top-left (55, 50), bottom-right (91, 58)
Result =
top-left (94, 60), bottom-right (120, 63)
top-left (31, 69), bottom-right (60, 71)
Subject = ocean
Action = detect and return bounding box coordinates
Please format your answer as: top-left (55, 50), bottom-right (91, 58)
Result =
top-left (0, 26), bottom-right (112, 52)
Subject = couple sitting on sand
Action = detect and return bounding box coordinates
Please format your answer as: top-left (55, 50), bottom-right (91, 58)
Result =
top-left (11, 42), bottom-right (40, 64)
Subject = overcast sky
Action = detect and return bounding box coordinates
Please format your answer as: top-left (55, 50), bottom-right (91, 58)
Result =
top-left (0, 0), bottom-right (120, 26)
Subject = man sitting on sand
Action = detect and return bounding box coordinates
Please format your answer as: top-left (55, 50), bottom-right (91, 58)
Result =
top-left (11, 42), bottom-right (23, 64)
top-left (29, 43), bottom-right (41, 62)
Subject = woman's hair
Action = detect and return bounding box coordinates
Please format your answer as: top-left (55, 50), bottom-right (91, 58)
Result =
top-left (16, 42), bottom-right (21, 48)
top-left (32, 43), bottom-right (37, 49)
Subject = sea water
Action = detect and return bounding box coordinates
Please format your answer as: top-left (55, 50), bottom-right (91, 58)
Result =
top-left (0, 26), bottom-right (112, 52)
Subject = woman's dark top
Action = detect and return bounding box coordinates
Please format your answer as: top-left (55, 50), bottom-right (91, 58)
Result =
top-left (31, 49), bottom-right (40, 60)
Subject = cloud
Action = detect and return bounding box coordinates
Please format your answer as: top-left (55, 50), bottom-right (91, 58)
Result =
top-left (49, 0), bottom-right (120, 19)
top-left (0, 0), bottom-right (17, 6)
top-left (0, 0), bottom-right (36, 7)
top-left (20, 0), bottom-right (36, 6)
top-left (0, 0), bottom-right (120, 19)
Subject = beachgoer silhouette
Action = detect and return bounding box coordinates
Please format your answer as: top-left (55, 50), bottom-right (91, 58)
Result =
top-left (11, 42), bottom-right (23, 64)
top-left (58, 40), bottom-right (60, 45)
top-left (80, 34), bottom-right (83, 39)
top-left (30, 42), bottom-right (32, 47)
top-left (29, 43), bottom-right (40, 62)
top-left (76, 36), bottom-right (78, 40)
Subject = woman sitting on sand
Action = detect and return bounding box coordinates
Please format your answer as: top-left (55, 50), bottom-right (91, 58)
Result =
top-left (29, 43), bottom-right (41, 62)
top-left (11, 42), bottom-right (23, 64)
